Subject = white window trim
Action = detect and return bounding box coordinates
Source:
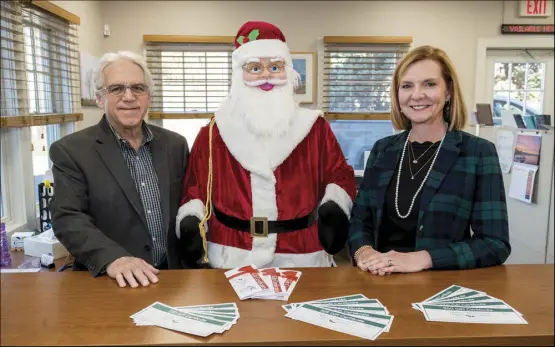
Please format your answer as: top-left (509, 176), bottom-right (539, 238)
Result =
top-left (1, 131), bottom-right (12, 225)
top-left (474, 37), bottom-right (554, 265)
top-left (1, 127), bottom-right (36, 236)
top-left (474, 37), bottom-right (554, 107)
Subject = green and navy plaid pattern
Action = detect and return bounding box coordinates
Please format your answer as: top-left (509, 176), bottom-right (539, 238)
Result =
top-left (108, 122), bottom-right (167, 267)
top-left (348, 130), bottom-right (510, 270)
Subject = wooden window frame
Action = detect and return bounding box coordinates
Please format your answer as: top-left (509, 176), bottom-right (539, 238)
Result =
top-left (30, 0), bottom-right (80, 25)
top-left (1, 1), bottom-right (81, 128)
top-left (0, 113), bottom-right (83, 128)
top-left (142, 36), bottom-right (412, 121)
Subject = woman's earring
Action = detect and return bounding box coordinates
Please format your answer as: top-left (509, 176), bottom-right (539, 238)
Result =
top-left (443, 100), bottom-right (451, 121)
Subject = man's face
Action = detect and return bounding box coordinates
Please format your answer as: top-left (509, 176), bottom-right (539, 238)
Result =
top-left (96, 59), bottom-right (151, 130)
top-left (242, 58), bottom-right (287, 91)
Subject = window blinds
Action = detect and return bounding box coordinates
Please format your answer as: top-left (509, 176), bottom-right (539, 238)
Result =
top-left (1, 0), bottom-right (26, 117)
top-left (145, 42), bottom-right (234, 113)
top-left (0, 1), bottom-right (80, 119)
top-left (322, 42), bottom-right (410, 113)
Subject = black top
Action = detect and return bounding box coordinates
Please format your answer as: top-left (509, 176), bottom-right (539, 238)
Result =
top-left (378, 140), bottom-right (441, 253)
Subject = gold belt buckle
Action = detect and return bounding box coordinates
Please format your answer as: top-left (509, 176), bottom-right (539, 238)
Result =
top-left (250, 217), bottom-right (269, 238)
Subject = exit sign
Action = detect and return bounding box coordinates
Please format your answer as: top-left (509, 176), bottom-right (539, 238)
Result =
top-left (520, 0), bottom-right (553, 17)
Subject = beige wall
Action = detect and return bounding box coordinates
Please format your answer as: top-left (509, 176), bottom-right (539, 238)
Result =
top-left (57, 0), bottom-right (553, 125)
top-left (52, 1), bottom-right (104, 130)
top-left (98, 1), bottom-right (553, 113)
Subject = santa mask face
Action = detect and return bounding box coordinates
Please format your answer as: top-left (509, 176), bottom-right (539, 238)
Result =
top-left (226, 57), bottom-right (299, 138)
top-left (242, 58), bottom-right (287, 90)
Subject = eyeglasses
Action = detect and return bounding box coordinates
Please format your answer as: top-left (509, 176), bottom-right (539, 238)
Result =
top-left (242, 61), bottom-right (286, 75)
top-left (101, 84), bottom-right (149, 96)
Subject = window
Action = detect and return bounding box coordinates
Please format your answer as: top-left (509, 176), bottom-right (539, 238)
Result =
top-left (492, 62), bottom-right (546, 120)
top-left (321, 39), bottom-right (410, 113)
top-left (330, 120), bottom-right (394, 173)
top-left (1, 0), bottom-right (25, 117)
top-left (0, 1), bottom-right (80, 232)
top-left (23, 4), bottom-right (78, 115)
top-left (145, 42), bottom-right (234, 113)
top-left (32, 124), bottom-right (59, 217)
top-left (163, 118), bottom-right (210, 149)
top-left (320, 37), bottom-right (410, 175)
top-left (487, 49), bottom-right (553, 125)
top-left (22, 5), bottom-right (79, 219)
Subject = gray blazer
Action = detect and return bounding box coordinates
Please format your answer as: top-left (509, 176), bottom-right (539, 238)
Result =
top-left (49, 116), bottom-right (189, 276)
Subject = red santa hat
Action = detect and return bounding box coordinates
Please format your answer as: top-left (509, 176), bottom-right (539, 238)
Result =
top-left (232, 21), bottom-right (292, 69)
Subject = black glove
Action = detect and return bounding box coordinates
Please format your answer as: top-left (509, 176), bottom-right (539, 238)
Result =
top-left (318, 201), bottom-right (349, 255)
top-left (178, 216), bottom-right (204, 268)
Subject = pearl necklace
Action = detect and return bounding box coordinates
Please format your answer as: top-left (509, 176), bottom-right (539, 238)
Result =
top-left (395, 130), bottom-right (446, 219)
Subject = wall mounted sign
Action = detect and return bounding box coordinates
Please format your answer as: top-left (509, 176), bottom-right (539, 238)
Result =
top-left (501, 24), bottom-right (554, 34)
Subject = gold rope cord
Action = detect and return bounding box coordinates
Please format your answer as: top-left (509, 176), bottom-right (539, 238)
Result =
top-left (198, 117), bottom-right (216, 265)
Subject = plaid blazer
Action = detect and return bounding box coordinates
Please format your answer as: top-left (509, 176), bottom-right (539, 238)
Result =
top-left (348, 130), bottom-right (510, 270)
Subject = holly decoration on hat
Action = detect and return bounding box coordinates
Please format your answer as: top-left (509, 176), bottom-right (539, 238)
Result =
top-left (237, 29), bottom-right (260, 46)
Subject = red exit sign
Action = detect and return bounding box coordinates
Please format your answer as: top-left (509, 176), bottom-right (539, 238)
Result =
top-left (520, 0), bottom-right (553, 17)
top-left (501, 24), bottom-right (555, 34)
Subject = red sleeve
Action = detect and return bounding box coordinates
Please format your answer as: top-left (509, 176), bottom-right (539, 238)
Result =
top-left (180, 125), bottom-right (209, 206)
top-left (318, 118), bottom-right (357, 202)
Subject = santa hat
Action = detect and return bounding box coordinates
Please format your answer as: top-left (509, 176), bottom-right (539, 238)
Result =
top-left (232, 21), bottom-right (292, 70)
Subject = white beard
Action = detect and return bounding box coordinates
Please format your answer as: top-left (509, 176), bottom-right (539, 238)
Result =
top-left (220, 67), bottom-right (300, 138)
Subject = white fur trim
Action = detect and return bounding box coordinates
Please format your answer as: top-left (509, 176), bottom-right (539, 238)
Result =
top-left (208, 172), bottom-right (278, 268)
top-left (208, 242), bottom-right (333, 268)
top-left (232, 39), bottom-right (292, 69)
top-left (249, 172), bottom-right (278, 266)
top-left (215, 108), bottom-right (322, 181)
top-left (175, 199), bottom-right (205, 239)
top-left (320, 183), bottom-right (353, 217)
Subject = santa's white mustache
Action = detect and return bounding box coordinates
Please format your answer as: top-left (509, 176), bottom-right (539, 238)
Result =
top-left (243, 78), bottom-right (288, 87)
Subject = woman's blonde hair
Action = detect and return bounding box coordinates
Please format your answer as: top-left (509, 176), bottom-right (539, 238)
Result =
top-left (390, 45), bottom-right (467, 131)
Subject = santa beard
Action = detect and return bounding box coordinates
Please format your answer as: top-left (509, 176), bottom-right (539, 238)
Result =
top-left (221, 67), bottom-right (300, 138)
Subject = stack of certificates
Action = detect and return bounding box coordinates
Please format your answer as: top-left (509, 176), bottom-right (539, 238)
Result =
top-left (412, 285), bottom-right (528, 324)
top-left (282, 294), bottom-right (394, 341)
top-left (130, 302), bottom-right (240, 337)
top-left (225, 264), bottom-right (302, 301)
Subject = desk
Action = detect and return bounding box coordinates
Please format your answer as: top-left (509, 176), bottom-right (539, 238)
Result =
top-left (0, 250), bottom-right (66, 272)
top-left (1, 265), bottom-right (553, 346)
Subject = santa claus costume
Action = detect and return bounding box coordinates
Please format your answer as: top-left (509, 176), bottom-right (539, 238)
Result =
top-left (176, 21), bottom-right (356, 269)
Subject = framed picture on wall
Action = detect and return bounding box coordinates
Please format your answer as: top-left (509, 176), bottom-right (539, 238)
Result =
top-left (80, 51), bottom-right (100, 106)
top-left (291, 52), bottom-right (315, 104)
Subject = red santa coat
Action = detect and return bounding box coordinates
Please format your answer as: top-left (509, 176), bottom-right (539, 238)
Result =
top-left (177, 109), bottom-right (356, 268)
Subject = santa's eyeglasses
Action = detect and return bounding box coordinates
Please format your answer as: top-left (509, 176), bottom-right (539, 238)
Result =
top-left (242, 61), bottom-right (286, 74)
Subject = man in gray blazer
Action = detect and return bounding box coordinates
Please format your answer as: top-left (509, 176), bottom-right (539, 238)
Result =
top-left (50, 51), bottom-right (202, 288)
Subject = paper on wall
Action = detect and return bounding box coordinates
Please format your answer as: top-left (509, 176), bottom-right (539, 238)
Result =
top-left (496, 130), bottom-right (515, 174)
top-left (509, 163), bottom-right (538, 204)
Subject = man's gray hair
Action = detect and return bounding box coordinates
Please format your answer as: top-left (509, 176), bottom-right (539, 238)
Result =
top-left (93, 51), bottom-right (154, 95)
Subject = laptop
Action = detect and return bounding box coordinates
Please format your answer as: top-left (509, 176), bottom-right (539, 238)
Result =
top-left (475, 103), bottom-right (494, 126)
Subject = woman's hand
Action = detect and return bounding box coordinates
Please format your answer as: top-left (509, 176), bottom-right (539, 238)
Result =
top-left (355, 246), bottom-right (381, 272)
top-left (364, 250), bottom-right (433, 276)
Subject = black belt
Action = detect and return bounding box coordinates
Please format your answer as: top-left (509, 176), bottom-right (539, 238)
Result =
top-left (213, 206), bottom-right (318, 237)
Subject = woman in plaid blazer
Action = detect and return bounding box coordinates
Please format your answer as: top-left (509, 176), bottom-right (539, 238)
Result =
top-left (348, 46), bottom-right (510, 275)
